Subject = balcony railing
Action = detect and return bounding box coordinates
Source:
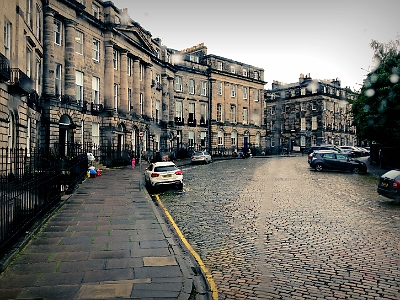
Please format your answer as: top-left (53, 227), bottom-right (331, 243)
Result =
top-left (199, 118), bottom-right (208, 127)
top-left (91, 103), bottom-right (103, 114)
top-left (0, 53), bottom-right (10, 82)
top-left (9, 68), bottom-right (33, 94)
top-left (174, 117), bottom-right (184, 126)
top-left (188, 118), bottom-right (197, 127)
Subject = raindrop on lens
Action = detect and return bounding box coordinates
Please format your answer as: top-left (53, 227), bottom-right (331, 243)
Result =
top-left (390, 74), bottom-right (399, 84)
top-left (365, 89), bottom-right (375, 97)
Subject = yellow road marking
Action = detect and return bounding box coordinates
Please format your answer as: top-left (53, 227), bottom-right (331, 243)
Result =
top-left (154, 194), bottom-right (218, 299)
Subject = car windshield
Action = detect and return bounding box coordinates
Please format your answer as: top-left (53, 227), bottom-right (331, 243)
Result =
top-left (154, 165), bottom-right (177, 172)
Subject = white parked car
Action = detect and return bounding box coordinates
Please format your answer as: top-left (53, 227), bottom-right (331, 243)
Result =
top-left (191, 151), bottom-right (212, 164)
top-left (144, 161), bottom-right (183, 191)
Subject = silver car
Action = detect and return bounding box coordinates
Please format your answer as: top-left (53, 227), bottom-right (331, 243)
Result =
top-left (191, 151), bottom-right (213, 164)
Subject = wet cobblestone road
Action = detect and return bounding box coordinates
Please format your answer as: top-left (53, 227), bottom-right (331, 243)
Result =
top-left (158, 156), bottom-right (400, 299)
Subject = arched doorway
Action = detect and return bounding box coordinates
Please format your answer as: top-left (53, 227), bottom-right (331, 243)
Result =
top-left (243, 130), bottom-right (250, 150)
top-left (59, 115), bottom-right (75, 157)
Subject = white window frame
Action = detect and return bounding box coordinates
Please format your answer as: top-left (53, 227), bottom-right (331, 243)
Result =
top-left (92, 3), bottom-right (100, 19)
top-left (114, 83), bottom-right (118, 110)
top-left (254, 89), bottom-right (259, 102)
top-left (128, 88), bottom-right (132, 111)
top-left (156, 100), bottom-right (160, 122)
top-left (92, 122), bottom-right (100, 148)
top-left (188, 102), bottom-right (195, 122)
top-left (189, 55), bottom-right (199, 63)
top-left (230, 105), bottom-right (236, 123)
top-left (175, 101), bottom-right (183, 120)
top-left (201, 81), bottom-right (207, 96)
top-left (55, 63), bottom-right (62, 97)
top-left (217, 61), bottom-right (223, 71)
top-left (35, 56), bottom-right (42, 93)
top-left (127, 57), bottom-right (132, 76)
top-left (218, 82), bottom-right (223, 95)
top-left (231, 131), bottom-right (237, 147)
top-left (92, 38), bottom-right (100, 61)
top-left (175, 76), bottom-right (183, 92)
top-left (254, 71), bottom-right (259, 80)
top-left (243, 87), bottom-right (248, 100)
top-left (92, 76), bottom-right (100, 104)
top-left (242, 108), bottom-right (248, 125)
top-left (312, 116), bottom-right (317, 130)
top-left (76, 70), bottom-right (84, 104)
top-left (75, 30), bottom-right (84, 55)
top-left (35, 5), bottom-right (42, 42)
top-left (243, 68), bottom-right (248, 77)
top-left (218, 131), bottom-right (224, 146)
top-left (27, 0), bottom-right (33, 28)
top-left (217, 103), bottom-right (223, 122)
top-left (140, 93), bottom-right (143, 115)
top-left (188, 79), bottom-right (195, 94)
top-left (188, 131), bottom-right (195, 147)
top-left (230, 84), bottom-right (236, 98)
top-left (113, 49), bottom-right (118, 70)
top-left (301, 102), bottom-right (306, 111)
top-left (26, 47), bottom-right (32, 78)
top-left (230, 65), bottom-right (235, 74)
top-left (200, 103), bottom-right (207, 124)
top-left (54, 19), bottom-right (62, 45)
top-left (301, 117), bottom-right (306, 131)
top-left (4, 20), bottom-right (11, 59)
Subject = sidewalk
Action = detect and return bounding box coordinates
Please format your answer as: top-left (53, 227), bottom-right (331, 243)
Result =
top-left (0, 165), bottom-right (210, 300)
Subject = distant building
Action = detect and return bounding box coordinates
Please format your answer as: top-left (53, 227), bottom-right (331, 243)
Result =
top-left (264, 73), bottom-right (357, 154)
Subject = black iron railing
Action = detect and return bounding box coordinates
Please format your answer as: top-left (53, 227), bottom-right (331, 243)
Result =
top-left (0, 146), bottom-right (89, 255)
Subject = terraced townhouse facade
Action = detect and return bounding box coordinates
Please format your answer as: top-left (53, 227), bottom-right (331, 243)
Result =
top-left (0, 0), bottom-right (266, 168)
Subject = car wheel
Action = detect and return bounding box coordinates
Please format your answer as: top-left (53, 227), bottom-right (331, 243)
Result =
top-left (352, 167), bottom-right (360, 174)
top-left (177, 183), bottom-right (183, 190)
top-left (315, 164), bottom-right (323, 172)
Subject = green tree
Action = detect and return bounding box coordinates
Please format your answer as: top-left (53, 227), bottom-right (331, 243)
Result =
top-left (351, 37), bottom-right (400, 147)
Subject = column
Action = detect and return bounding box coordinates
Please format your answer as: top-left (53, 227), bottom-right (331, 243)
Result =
top-left (168, 77), bottom-right (175, 123)
top-left (103, 41), bottom-right (114, 111)
top-left (64, 19), bottom-right (76, 99)
top-left (161, 75), bottom-right (169, 121)
top-left (144, 65), bottom-right (152, 117)
top-left (132, 58), bottom-right (140, 114)
top-left (119, 50), bottom-right (128, 113)
top-left (42, 8), bottom-right (55, 97)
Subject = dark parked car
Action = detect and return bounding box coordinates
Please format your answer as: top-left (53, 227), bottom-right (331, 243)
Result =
top-left (309, 151), bottom-right (367, 173)
top-left (307, 145), bottom-right (342, 164)
top-left (377, 169), bottom-right (400, 201)
top-left (307, 144), bottom-right (342, 155)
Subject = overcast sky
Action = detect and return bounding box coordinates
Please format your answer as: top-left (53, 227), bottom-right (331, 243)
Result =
top-left (111, 0), bottom-right (400, 90)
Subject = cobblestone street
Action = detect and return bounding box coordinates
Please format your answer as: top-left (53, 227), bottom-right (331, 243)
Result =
top-left (157, 156), bottom-right (400, 299)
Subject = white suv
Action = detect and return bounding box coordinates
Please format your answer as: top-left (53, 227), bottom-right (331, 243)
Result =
top-left (144, 161), bottom-right (183, 191)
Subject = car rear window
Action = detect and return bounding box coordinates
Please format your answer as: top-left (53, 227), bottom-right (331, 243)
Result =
top-left (381, 170), bottom-right (400, 179)
top-left (154, 165), bottom-right (177, 172)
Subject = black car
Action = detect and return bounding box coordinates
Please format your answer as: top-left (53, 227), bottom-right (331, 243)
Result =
top-left (307, 145), bottom-right (342, 164)
top-left (377, 169), bottom-right (400, 201)
top-left (307, 144), bottom-right (342, 155)
top-left (309, 151), bottom-right (367, 173)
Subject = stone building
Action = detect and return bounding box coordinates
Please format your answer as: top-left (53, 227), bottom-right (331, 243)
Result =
top-left (0, 0), bottom-right (266, 167)
top-left (264, 73), bottom-right (357, 154)
top-left (169, 44), bottom-right (266, 156)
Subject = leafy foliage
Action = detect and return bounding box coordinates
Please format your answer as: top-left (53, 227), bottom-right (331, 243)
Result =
top-left (351, 37), bottom-right (400, 146)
